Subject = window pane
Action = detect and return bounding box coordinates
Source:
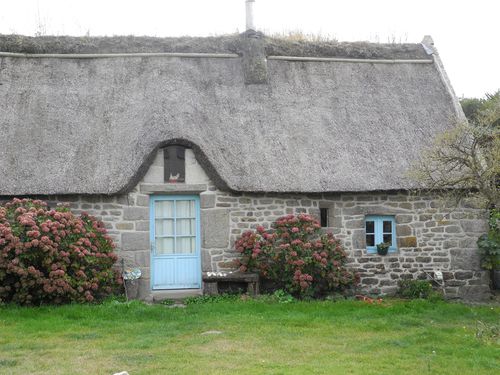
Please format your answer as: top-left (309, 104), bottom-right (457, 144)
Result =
top-left (383, 220), bottom-right (392, 233)
top-left (176, 200), bottom-right (195, 217)
top-left (176, 237), bottom-right (195, 254)
top-left (383, 234), bottom-right (392, 245)
top-left (155, 201), bottom-right (174, 218)
top-left (365, 221), bottom-right (374, 233)
top-left (176, 219), bottom-right (195, 236)
top-left (156, 237), bottom-right (174, 254)
top-left (366, 234), bottom-right (375, 247)
top-left (155, 219), bottom-right (174, 236)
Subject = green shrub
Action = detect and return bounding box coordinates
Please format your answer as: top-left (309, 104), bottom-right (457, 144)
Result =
top-left (235, 214), bottom-right (359, 298)
top-left (398, 279), bottom-right (441, 300)
top-left (272, 289), bottom-right (295, 304)
top-left (477, 208), bottom-right (500, 271)
top-left (0, 198), bottom-right (122, 305)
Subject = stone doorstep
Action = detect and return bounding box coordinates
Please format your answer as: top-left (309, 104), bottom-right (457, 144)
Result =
top-left (147, 289), bottom-right (203, 302)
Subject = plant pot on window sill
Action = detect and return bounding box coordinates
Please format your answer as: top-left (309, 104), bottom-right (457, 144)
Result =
top-left (376, 243), bottom-right (390, 256)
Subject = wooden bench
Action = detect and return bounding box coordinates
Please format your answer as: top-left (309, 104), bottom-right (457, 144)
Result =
top-left (202, 272), bottom-right (259, 296)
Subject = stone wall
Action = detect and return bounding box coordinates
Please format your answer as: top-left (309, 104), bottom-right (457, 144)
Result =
top-left (5, 149), bottom-right (490, 301)
top-left (210, 191), bottom-right (490, 301)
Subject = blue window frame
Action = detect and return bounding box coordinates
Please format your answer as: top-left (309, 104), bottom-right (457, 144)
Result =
top-left (365, 216), bottom-right (397, 254)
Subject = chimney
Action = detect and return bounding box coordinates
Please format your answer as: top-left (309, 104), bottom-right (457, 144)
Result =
top-left (242, 0), bottom-right (267, 84)
top-left (246, 0), bottom-right (256, 31)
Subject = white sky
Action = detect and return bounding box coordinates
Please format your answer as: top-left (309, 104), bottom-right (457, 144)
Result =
top-left (0, 0), bottom-right (498, 98)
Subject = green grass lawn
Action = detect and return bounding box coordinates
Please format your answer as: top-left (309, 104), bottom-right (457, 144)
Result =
top-left (0, 298), bottom-right (498, 375)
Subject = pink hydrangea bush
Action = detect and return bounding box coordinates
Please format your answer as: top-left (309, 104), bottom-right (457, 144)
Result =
top-left (0, 198), bottom-right (122, 305)
top-left (235, 214), bottom-right (359, 298)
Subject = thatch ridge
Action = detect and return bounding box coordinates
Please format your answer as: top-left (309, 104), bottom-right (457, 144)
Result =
top-left (0, 34), bottom-right (241, 55)
top-left (264, 37), bottom-right (428, 60)
top-left (0, 33), bottom-right (428, 60)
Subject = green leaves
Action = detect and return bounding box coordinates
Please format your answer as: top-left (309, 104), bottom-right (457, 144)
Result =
top-left (398, 280), bottom-right (440, 300)
top-left (0, 198), bottom-right (121, 305)
top-left (477, 208), bottom-right (500, 271)
top-left (236, 214), bottom-right (358, 298)
top-left (411, 91), bottom-right (500, 209)
top-left (477, 233), bottom-right (500, 270)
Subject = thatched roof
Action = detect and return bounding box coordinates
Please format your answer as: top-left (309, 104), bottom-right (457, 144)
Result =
top-left (0, 33), bottom-right (461, 195)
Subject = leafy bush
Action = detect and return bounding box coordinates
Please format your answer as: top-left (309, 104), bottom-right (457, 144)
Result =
top-left (271, 289), bottom-right (295, 304)
top-left (477, 208), bottom-right (500, 271)
top-left (478, 232), bottom-right (500, 270)
top-left (398, 279), bottom-right (441, 300)
top-left (0, 198), bottom-right (122, 305)
top-left (235, 214), bottom-right (359, 298)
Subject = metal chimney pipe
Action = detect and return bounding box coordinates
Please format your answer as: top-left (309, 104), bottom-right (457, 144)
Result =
top-left (246, 0), bottom-right (256, 31)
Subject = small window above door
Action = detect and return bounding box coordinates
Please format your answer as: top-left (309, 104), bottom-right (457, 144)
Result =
top-left (164, 145), bottom-right (186, 183)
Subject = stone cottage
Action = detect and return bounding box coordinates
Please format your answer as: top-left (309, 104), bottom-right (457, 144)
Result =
top-left (0, 32), bottom-right (490, 301)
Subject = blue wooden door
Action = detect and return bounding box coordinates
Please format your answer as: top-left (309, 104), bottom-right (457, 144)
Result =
top-left (150, 195), bottom-right (201, 290)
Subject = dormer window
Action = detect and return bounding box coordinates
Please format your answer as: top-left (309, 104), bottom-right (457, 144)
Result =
top-left (164, 145), bottom-right (186, 183)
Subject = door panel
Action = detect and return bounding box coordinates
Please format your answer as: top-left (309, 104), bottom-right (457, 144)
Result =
top-left (150, 195), bottom-right (201, 290)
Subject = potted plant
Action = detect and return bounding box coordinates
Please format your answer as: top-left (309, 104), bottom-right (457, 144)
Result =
top-left (477, 209), bottom-right (500, 289)
top-left (376, 242), bottom-right (390, 256)
top-left (122, 260), bottom-right (142, 300)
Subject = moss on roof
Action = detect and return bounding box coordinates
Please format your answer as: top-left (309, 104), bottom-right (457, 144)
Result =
top-left (264, 37), bottom-right (428, 60)
top-left (0, 33), bottom-right (429, 59)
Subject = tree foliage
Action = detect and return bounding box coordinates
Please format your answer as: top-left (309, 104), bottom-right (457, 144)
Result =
top-left (412, 92), bottom-right (500, 273)
top-left (461, 91), bottom-right (500, 125)
top-left (411, 91), bottom-right (500, 209)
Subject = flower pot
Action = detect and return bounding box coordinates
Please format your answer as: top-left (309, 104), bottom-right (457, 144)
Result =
top-left (125, 279), bottom-right (139, 300)
top-left (377, 248), bottom-right (389, 256)
top-left (376, 243), bottom-right (390, 256)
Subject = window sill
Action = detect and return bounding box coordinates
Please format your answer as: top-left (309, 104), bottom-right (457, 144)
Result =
top-left (366, 247), bottom-right (398, 255)
top-left (140, 183), bottom-right (208, 194)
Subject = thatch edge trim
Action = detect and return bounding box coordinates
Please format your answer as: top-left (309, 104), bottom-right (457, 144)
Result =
top-left (432, 54), bottom-right (466, 121)
top-left (268, 56), bottom-right (433, 64)
top-left (421, 36), bottom-right (466, 121)
top-left (0, 50), bottom-right (434, 64)
top-left (0, 51), bottom-right (239, 59)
